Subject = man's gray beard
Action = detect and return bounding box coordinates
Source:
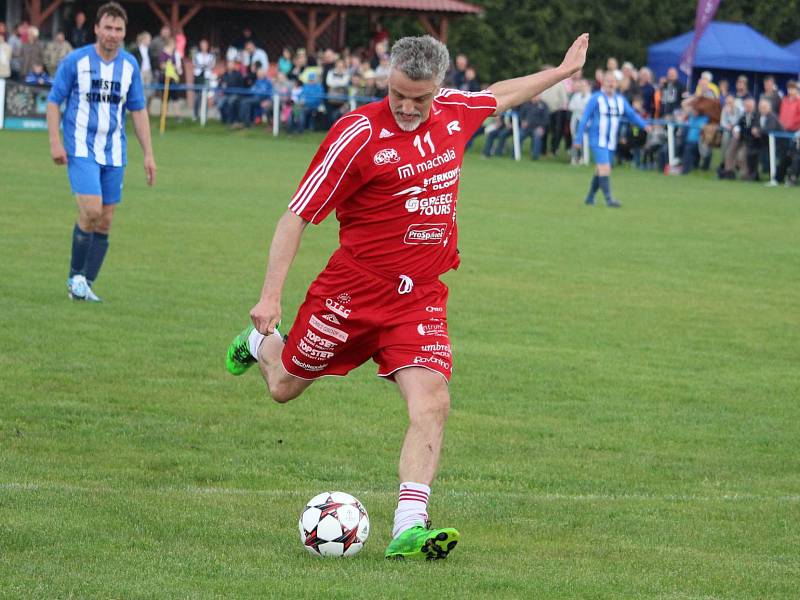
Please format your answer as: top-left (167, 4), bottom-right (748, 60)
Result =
top-left (395, 115), bottom-right (421, 132)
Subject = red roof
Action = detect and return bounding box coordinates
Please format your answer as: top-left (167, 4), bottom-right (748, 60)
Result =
top-left (245, 0), bottom-right (482, 14)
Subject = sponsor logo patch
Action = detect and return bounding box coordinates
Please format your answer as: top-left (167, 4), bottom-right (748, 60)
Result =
top-left (447, 120), bottom-right (462, 135)
top-left (304, 329), bottom-right (337, 349)
top-left (337, 293), bottom-right (352, 304)
top-left (379, 128), bottom-right (394, 139)
top-left (291, 355), bottom-right (328, 372)
top-left (309, 314), bottom-right (349, 342)
top-left (320, 313), bottom-right (341, 325)
top-left (415, 148), bottom-right (456, 174)
top-left (404, 223), bottom-right (447, 245)
top-left (417, 321), bottom-right (447, 337)
top-left (298, 339), bottom-right (335, 360)
top-left (373, 148), bottom-right (400, 166)
top-left (413, 355), bottom-right (450, 370)
top-left (325, 298), bottom-right (352, 319)
top-left (425, 306), bottom-right (444, 313)
top-left (397, 163), bottom-right (415, 179)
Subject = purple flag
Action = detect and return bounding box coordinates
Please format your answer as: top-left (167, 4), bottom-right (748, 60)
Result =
top-left (679, 0), bottom-right (721, 75)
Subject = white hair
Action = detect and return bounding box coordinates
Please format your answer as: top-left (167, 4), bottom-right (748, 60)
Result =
top-left (390, 35), bottom-right (450, 85)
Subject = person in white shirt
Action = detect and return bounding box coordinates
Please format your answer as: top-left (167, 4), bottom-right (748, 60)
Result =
top-left (243, 41), bottom-right (268, 73)
top-left (192, 38), bottom-right (215, 119)
top-left (568, 78), bottom-right (592, 164)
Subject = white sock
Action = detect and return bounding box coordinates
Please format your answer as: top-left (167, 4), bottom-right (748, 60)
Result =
top-left (392, 482), bottom-right (430, 538)
top-left (247, 328), bottom-right (265, 360)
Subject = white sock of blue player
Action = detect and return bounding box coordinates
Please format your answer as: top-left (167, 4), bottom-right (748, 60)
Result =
top-left (392, 481), bottom-right (430, 538)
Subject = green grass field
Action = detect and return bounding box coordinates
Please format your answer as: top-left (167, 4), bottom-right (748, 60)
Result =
top-left (1, 123), bottom-right (798, 599)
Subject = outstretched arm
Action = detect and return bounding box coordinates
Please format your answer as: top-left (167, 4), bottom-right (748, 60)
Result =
top-left (488, 33), bottom-right (589, 114)
top-left (131, 109), bottom-right (157, 186)
top-left (250, 211), bottom-right (310, 335)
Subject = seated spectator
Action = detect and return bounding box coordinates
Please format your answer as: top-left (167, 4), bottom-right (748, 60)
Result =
top-left (481, 112), bottom-right (512, 158)
top-left (237, 67), bottom-right (273, 128)
top-left (643, 124), bottom-right (667, 171)
top-left (44, 31), bottom-right (71, 76)
top-left (373, 54), bottom-right (390, 97)
top-left (325, 58), bottom-right (351, 124)
top-left (217, 60), bottom-right (245, 124)
top-left (278, 47), bottom-right (292, 75)
top-left (24, 61), bottom-right (51, 85)
top-left (516, 95), bottom-right (549, 160)
top-left (289, 72), bottom-right (324, 133)
top-left (776, 132), bottom-right (800, 185)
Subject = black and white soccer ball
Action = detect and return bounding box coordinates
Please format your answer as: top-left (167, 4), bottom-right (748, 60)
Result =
top-left (298, 491), bottom-right (370, 557)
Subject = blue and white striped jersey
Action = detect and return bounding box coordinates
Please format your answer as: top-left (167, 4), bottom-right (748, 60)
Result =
top-left (48, 45), bottom-right (145, 167)
top-left (575, 91), bottom-right (648, 151)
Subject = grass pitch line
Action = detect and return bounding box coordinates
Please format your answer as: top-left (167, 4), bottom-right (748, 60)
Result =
top-left (2, 482), bottom-right (798, 503)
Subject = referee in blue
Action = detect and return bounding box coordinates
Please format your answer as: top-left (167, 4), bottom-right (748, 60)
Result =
top-left (47, 2), bottom-right (156, 301)
top-left (574, 71), bottom-right (649, 207)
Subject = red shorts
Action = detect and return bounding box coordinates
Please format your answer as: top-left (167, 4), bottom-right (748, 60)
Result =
top-left (281, 249), bottom-right (453, 382)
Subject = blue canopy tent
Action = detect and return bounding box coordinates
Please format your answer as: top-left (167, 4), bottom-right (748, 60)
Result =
top-left (647, 22), bottom-right (800, 92)
top-left (785, 40), bottom-right (800, 57)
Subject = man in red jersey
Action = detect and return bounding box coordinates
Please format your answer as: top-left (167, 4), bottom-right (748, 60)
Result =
top-left (227, 33), bottom-right (589, 560)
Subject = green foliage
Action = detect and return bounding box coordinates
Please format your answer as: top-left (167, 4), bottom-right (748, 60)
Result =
top-left (416, 0), bottom-right (800, 83)
top-left (1, 125), bottom-right (799, 597)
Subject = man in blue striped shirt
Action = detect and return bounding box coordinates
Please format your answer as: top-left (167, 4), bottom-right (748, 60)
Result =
top-left (47, 2), bottom-right (156, 301)
top-left (574, 71), bottom-right (648, 207)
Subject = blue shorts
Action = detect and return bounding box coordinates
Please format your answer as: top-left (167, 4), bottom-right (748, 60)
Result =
top-left (67, 157), bottom-right (125, 205)
top-left (590, 146), bottom-right (615, 166)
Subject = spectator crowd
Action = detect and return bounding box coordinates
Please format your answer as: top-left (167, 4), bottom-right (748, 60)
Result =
top-left (2, 15), bottom-right (799, 185)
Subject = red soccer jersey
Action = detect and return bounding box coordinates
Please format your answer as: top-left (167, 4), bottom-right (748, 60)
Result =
top-left (288, 89), bottom-right (497, 280)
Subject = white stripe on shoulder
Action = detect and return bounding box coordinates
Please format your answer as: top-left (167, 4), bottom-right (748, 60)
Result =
top-left (288, 114), bottom-right (372, 215)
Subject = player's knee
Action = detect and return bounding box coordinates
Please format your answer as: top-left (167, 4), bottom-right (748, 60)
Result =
top-left (410, 386), bottom-right (450, 425)
top-left (267, 380), bottom-right (301, 404)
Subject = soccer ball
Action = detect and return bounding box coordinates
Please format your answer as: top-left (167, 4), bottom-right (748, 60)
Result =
top-left (298, 491), bottom-right (370, 557)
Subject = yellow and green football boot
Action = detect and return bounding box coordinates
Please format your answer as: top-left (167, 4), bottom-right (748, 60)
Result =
top-left (384, 525), bottom-right (460, 561)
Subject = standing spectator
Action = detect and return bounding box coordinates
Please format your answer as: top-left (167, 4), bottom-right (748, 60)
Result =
top-left (680, 99), bottom-right (709, 175)
top-left (733, 75), bottom-right (752, 112)
top-left (192, 39), bottom-right (215, 120)
top-left (718, 79), bottom-right (730, 104)
top-left (779, 80), bottom-right (800, 133)
top-left (660, 67), bottom-right (685, 117)
top-left (750, 98), bottom-right (782, 179)
top-left (459, 67), bottom-right (480, 93)
top-left (44, 31), bottom-right (72, 76)
top-left (606, 57), bottom-right (622, 81)
top-left (718, 94), bottom-right (743, 175)
top-left (242, 41), bottom-right (268, 73)
top-left (568, 78), bottom-right (592, 164)
top-left (217, 60), bottom-right (245, 124)
top-left (450, 53), bottom-right (468, 89)
top-left (7, 23), bottom-right (23, 78)
top-left (517, 95), bottom-right (550, 159)
top-left (620, 61), bottom-right (639, 102)
top-left (539, 67), bottom-right (569, 155)
top-left (760, 76), bottom-right (782, 115)
top-left (720, 97), bottom-right (757, 179)
top-left (174, 27), bottom-right (186, 61)
top-left (20, 26), bottom-right (44, 80)
top-left (0, 31), bottom-right (11, 78)
top-left (637, 67), bottom-right (656, 117)
top-left (150, 25), bottom-right (171, 66)
top-left (132, 32), bottom-right (154, 111)
top-left (67, 11), bottom-right (89, 48)
top-left (233, 26), bottom-right (259, 51)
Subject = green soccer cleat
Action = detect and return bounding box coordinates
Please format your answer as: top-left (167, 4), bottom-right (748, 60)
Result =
top-left (226, 324), bottom-right (257, 376)
top-left (384, 525), bottom-right (460, 561)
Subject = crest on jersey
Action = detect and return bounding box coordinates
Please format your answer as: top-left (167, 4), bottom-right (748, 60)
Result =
top-left (373, 148), bottom-right (400, 165)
